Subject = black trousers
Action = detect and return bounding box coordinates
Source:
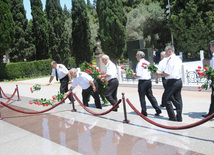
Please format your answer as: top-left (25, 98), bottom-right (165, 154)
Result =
top-left (163, 79), bottom-right (183, 121)
top-left (60, 75), bottom-right (71, 101)
top-left (208, 87), bottom-right (214, 115)
top-left (105, 78), bottom-right (119, 107)
top-left (82, 80), bottom-right (102, 109)
top-left (138, 80), bottom-right (161, 115)
top-left (161, 77), bottom-right (177, 107)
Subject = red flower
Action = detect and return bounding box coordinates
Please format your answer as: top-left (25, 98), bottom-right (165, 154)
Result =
top-left (198, 86), bottom-right (200, 89)
top-left (204, 67), bottom-right (208, 71)
top-left (52, 99), bottom-right (55, 102)
top-left (144, 67), bottom-right (146, 69)
top-left (88, 69), bottom-right (92, 74)
top-left (100, 73), bottom-right (104, 75)
top-left (121, 66), bottom-right (125, 69)
top-left (88, 63), bottom-right (92, 66)
top-left (29, 102), bottom-right (32, 105)
top-left (196, 69), bottom-right (200, 72)
top-left (142, 62), bottom-right (147, 65)
top-left (46, 104), bottom-right (49, 106)
top-left (141, 65), bottom-right (144, 67)
top-left (97, 69), bottom-right (100, 72)
top-left (201, 73), bottom-right (205, 76)
top-left (198, 89), bottom-right (201, 91)
top-left (198, 72), bottom-right (203, 75)
top-left (85, 70), bottom-right (88, 73)
top-left (30, 87), bottom-right (33, 93)
top-left (43, 104), bottom-right (45, 107)
top-left (37, 102), bottom-right (41, 105)
top-left (52, 96), bottom-right (55, 99)
top-left (198, 66), bottom-right (202, 69)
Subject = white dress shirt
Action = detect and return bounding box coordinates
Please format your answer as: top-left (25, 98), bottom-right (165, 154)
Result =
top-left (157, 57), bottom-right (168, 73)
top-left (72, 72), bottom-right (93, 90)
top-left (164, 54), bottom-right (182, 79)
top-left (105, 60), bottom-right (118, 81)
top-left (51, 64), bottom-right (69, 80)
top-left (136, 58), bottom-right (151, 80)
top-left (210, 56), bottom-right (214, 69)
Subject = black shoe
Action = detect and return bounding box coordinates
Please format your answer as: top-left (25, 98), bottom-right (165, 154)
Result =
top-left (168, 118), bottom-right (177, 121)
top-left (202, 114), bottom-right (210, 117)
top-left (155, 110), bottom-right (162, 116)
top-left (141, 112), bottom-right (147, 116)
top-left (160, 104), bottom-right (165, 107)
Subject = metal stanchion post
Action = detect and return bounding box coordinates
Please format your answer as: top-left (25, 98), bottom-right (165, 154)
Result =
top-left (16, 85), bottom-right (21, 101)
top-left (0, 111), bottom-right (2, 120)
top-left (70, 91), bottom-right (77, 112)
top-left (0, 87), bottom-right (2, 98)
top-left (122, 93), bottom-right (130, 123)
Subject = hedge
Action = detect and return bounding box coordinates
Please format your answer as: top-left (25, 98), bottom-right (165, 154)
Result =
top-left (0, 59), bottom-right (53, 80)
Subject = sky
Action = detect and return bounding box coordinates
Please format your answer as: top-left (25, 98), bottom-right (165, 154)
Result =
top-left (23, 0), bottom-right (93, 20)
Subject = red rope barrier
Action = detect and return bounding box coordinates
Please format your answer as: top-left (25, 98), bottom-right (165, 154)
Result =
top-left (0, 93), bottom-right (71, 114)
top-left (126, 98), bottom-right (214, 130)
top-left (0, 87), bottom-right (17, 99)
top-left (73, 93), bottom-right (122, 115)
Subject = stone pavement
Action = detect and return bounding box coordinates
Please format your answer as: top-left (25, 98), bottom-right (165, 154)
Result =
top-left (0, 77), bottom-right (214, 155)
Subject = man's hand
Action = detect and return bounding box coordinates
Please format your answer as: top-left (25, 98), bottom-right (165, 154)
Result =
top-left (97, 75), bottom-right (102, 79)
top-left (69, 80), bottom-right (72, 84)
top-left (132, 73), bottom-right (136, 77)
top-left (92, 87), bottom-right (96, 92)
top-left (65, 91), bottom-right (70, 96)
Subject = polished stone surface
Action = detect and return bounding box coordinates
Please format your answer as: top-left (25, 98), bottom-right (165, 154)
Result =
top-left (0, 78), bottom-right (213, 155)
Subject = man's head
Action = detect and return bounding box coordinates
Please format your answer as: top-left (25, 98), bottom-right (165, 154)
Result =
top-left (101, 55), bottom-right (109, 65)
top-left (160, 51), bottom-right (166, 60)
top-left (136, 51), bottom-right (145, 61)
top-left (51, 61), bottom-right (57, 69)
top-left (165, 45), bottom-right (175, 57)
top-left (69, 68), bottom-right (78, 78)
top-left (210, 40), bottom-right (214, 54)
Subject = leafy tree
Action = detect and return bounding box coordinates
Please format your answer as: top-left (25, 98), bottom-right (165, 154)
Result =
top-left (127, 3), bottom-right (170, 50)
top-left (72, 0), bottom-right (92, 66)
top-left (0, 0), bottom-right (14, 63)
top-left (24, 19), bottom-right (36, 61)
top-left (97, 0), bottom-right (127, 60)
top-left (169, 0), bottom-right (214, 59)
top-left (45, 0), bottom-right (70, 65)
top-left (10, 0), bottom-right (29, 62)
top-left (30, 0), bottom-right (49, 60)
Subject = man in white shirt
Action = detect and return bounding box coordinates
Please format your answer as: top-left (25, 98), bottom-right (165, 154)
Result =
top-left (156, 51), bottom-right (176, 108)
top-left (98, 55), bottom-right (119, 111)
top-left (68, 68), bottom-right (102, 109)
top-left (47, 61), bottom-right (72, 102)
top-left (202, 40), bottom-right (214, 117)
top-left (132, 51), bottom-right (162, 116)
top-left (160, 45), bottom-right (183, 122)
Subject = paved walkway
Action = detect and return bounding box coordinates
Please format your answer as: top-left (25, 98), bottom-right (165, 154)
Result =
top-left (0, 77), bottom-right (213, 155)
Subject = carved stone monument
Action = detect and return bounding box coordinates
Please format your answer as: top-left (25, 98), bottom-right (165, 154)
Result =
top-left (94, 42), bottom-right (106, 73)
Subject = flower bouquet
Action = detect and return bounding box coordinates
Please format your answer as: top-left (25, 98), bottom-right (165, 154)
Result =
top-left (141, 63), bottom-right (158, 73)
top-left (30, 84), bottom-right (41, 93)
top-left (80, 62), bottom-right (108, 104)
top-left (121, 66), bottom-right (133, 76)
top-left (196, 65), bottom-right (214, 91)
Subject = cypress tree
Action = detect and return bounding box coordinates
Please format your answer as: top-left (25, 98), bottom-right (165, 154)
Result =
top-left (97, 0), bottom-right (127, 60)
top-left (72, 0), bottom-right (92, 66)
top-left (0, 0), bottom-right (14, 62)
top-left (30, 0), bottom-right (49, 60)
top-left (46, 0), bottom-right (70, 64)
top-left (10, 0), bottom-right (29, 62)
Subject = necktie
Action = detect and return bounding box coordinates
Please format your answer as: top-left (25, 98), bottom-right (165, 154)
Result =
top-left (55, 69), bottom-right (58, 81)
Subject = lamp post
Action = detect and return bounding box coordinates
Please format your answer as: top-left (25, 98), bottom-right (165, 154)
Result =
top-left (166, 0), bottom-right (174, 46)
